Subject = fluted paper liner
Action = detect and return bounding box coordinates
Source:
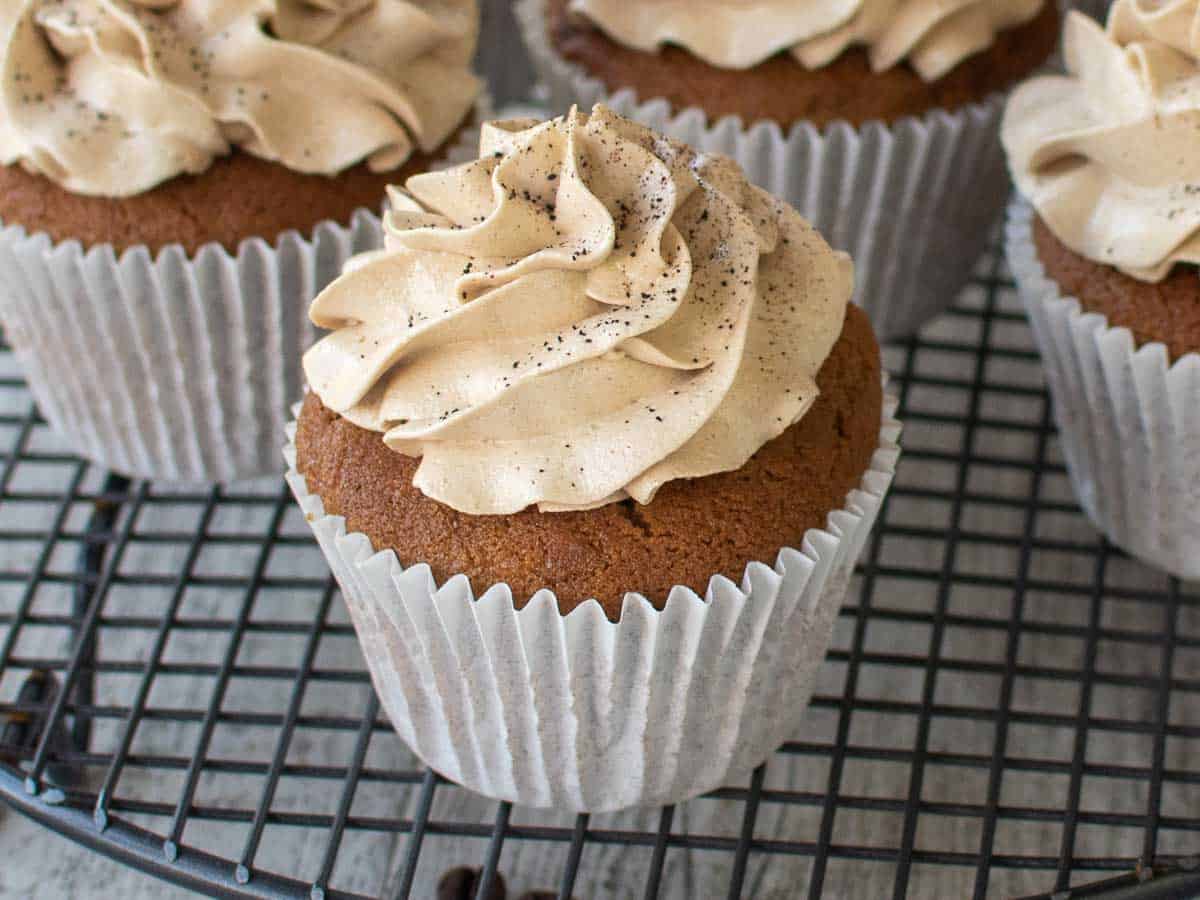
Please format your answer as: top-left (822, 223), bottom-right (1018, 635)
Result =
top-left (515, 0), bottom-right (1015, 340)
top-left (0, 100), bottom-right (488, 483)
top-left (283, 395), bottom-right (900, 812)
top-left (1006, 200), bottom-right (1200, 579)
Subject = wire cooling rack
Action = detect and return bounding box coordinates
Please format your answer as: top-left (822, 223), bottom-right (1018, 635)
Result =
top-left (1, 239), bottom-right (1199, 900)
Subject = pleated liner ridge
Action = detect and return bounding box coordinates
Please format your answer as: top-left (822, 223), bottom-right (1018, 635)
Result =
top-left (0, 212), bottom-right (381, 482)
top-left (1006, 200), bottom-right (1200, 579)
top-left (515, 0), bottom-right (1012, 341)
top-left (284, 396), bottom-right (901, 812)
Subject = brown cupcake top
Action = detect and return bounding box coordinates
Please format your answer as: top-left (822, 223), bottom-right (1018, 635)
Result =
top-left (295, 303), bottom-right (884, 616)
top-left (0, 138), bottom-right (458, 255)
top-left (546, 0), bottom-right (1060, 128)
top-left (568, 0), bottom-right (1048, 80)
top-left (1033, 216), bottom-right (1200, 363)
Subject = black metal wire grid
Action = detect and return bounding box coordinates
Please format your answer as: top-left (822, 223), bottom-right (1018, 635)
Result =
top-left (0, 241), bottom-right (1198, 900)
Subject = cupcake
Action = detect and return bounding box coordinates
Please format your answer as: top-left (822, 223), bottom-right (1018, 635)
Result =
top-left (285, 106), bottom-right (900, 811)
top-left (517, 0), bottom-right (1061, 339)
top-left (0, 0), bottom-right (484, 481)
top-left (1003, 1), bottom-right (1200, 578)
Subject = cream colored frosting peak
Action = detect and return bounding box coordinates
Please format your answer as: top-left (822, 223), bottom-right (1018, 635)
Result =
top-left (304, 105), bottom-right (852, 515)
top-left (0, 0), bottom-right (481, 197)
top-left (568, 0), bottom-right (1045, 81)
top-left (1003, 4), bottom-right (1200, 282)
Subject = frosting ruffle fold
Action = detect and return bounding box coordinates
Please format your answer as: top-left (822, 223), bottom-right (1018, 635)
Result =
top-left (567, 0), bottom-right (1045, 81)
top-left (0, 0), bottom-right (481, 196)
top-left (1003, 1), bottom-right (1200, 282)
top-left (304, 105), bottom-right (853, 515)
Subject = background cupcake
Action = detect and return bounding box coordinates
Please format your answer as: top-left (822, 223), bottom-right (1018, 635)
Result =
top-left (286, 106), bottom-right (900, 811)
top-left (517, 0), bottom-right (1060, 339)
top-left (0, 0), bottom-right (483, 481)
top-left (1003, 1), bottom-right (1200, 578)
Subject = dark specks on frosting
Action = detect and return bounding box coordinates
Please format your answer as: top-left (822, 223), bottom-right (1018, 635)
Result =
top-left (303, 105), bottom-right (853, 515)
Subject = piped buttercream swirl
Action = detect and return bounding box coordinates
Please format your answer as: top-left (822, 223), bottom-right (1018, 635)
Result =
top-left (1003, 2), bottom-right (1200, 282)
top-left (567, 0), bottom-right (1045, 81)
top-left (303, 105), bottom-right (853, 515)
top-left (0, 0), bottom-right (481, 197)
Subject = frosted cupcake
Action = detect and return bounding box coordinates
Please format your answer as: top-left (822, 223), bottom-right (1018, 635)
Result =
top-left (285, 106), bottom-right (900, 811)
top-left (517, 0), bottom-right (1060, 339)
top-left (0, 0), bottom-right (483, 481)
top-left (1003, 1), bottom-right (1200, 577)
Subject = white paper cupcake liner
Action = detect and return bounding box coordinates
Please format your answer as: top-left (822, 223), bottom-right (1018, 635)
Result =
top-left (283, 394), bottom-right (900, 812)
top-left (1006, 200), bottom-right (1200, 579)
top-left (0, 101), bottom-right (488, 483)
top-left (516, 0), bottom-right (1019, 341)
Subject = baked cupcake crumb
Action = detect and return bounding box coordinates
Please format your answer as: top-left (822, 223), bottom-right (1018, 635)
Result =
top-left (1033, 216), bottom-right (1200, 363)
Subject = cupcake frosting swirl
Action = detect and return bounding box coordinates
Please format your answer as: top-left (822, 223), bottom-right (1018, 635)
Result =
top-left (303, 105), bottom-right (852, 515)
top-left (1003, 2), bottom-right (1200, 281)
top-left (0, 0), bottom-right (481, 197)
top-left (567, 0), bottom-right (1045, 81)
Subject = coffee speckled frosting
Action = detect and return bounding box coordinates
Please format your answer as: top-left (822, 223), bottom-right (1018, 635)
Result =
top-left (0, 0), bottom-right (481, 196)
top-left (303, 105), bottom-right (853, 515)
